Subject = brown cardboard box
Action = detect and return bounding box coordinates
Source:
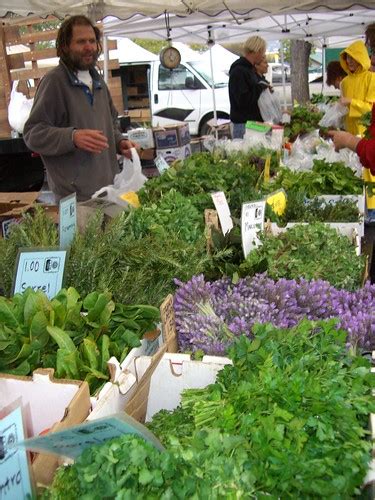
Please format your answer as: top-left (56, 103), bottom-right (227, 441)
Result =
top-left (153, 123), bottom-right (190, 149)
top-left (0, 369), bottom-right (91, 486)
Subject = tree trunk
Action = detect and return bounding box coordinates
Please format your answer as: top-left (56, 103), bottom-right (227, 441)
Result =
top-left (290, 40), bottom-right (312, 105)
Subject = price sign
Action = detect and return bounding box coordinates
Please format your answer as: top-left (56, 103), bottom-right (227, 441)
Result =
top-left (266, 189), bottom-right (287, 216)
top-left (211, 191), bottom-right (233, 235)
top-left (13, 249), bottom-right (67, 299)
top-left (0, 407), bottom-right (33, 500)
top-left (241, 201), bottom-right (265, 258)
top-left (59, 193), bottom-right (77, 249)
top-left (154, 154), bottom-right (170, 174)
top-left (18, 414), bottom-right (164, 459)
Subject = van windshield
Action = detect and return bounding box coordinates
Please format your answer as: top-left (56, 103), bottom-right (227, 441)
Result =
top-left (189, 61), bottom-right (229, 88)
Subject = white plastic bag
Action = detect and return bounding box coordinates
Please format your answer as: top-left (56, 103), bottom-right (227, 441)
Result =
top-left (8, 80), bottom-right (34, 134)
top-left (258, 88), bottom-right (282, 124)
top-left (318, 102), bottom-right (348, 129)
top-left (92, 148), bottom-right (147, 205)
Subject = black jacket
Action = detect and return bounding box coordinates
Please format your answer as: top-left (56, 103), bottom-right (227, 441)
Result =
top-left (228, 57), bottom-right (263, 123)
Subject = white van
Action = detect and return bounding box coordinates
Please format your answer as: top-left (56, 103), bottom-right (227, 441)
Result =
top-left (111, 59), bottom-right (230, 136)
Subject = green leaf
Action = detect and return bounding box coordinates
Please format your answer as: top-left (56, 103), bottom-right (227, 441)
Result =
top-left (0, 299), bottom-right (19, 328)
top-left (30, 310), bottom-right (50, 348)
top-left (47, 325), bottom-right (77, 352)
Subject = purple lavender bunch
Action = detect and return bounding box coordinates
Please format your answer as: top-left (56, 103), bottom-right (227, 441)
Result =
top-left (174, 274), bottom-right (375, 355)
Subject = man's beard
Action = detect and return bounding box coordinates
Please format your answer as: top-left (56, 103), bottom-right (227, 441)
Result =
top-left (65, 50), bottom-right (99, 71)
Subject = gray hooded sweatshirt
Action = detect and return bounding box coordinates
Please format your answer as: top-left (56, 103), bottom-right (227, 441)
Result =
top-left (23, 61), bottom-right (123, 201)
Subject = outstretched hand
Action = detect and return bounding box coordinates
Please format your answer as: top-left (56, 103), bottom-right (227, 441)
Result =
top-left (73, 129), bottom-right (109, 154)
top-left (327, 130), bottom-right (361, 152)
top-left (119, 139), bottom-right (140, 159)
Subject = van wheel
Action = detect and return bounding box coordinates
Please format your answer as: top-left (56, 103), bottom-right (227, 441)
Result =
top-left (199, 119), bottom-right (212, 137)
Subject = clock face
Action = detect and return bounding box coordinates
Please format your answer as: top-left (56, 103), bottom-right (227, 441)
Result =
top-left (160, 47), bottom-right (181, 69)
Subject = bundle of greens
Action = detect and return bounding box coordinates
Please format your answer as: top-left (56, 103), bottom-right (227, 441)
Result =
top-left (46, 321), bottom-right (375, 498)
top-left (239, 222), bottom-right (365, 290)
top-left (268, 191), bottom-right (360, 224)
top-left (0, 208), bottom-right (210, 307)
top-left (283, 104), bottom-right (324, 141)
top-left (0, 286), bottom-right (159, 393)
top-left (139, 151), bottom-right (263, 217)
top-left (262, 158), bottom-right (363, 197)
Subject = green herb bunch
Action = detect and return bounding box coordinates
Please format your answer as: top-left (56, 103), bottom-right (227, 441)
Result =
top-left (262, 158), bottom-right (363, 197)
top-left (239, 222), bottom-right (365, 290)
top-left (0, 286), bottom-right (159, 393)
top-left (283, 104), bottom-right (324, 141)
top-left (46, 321), bottom-right (375, 498)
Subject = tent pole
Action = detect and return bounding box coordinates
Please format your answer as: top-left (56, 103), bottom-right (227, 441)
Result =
top-left (103, 34), bottom-right (109, 84)
top-left (208, 35), bottom-right (218, 141)
top-left (281, 15), bottom-right (287, 109)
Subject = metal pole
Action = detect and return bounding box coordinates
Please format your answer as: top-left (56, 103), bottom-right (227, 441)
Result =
top-left (208, 40), bottom-right (218, 140)
top-left (103, 34), bottom-right (108, 84)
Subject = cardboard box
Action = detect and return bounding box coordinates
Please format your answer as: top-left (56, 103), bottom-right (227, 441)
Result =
top-left (153, 123), bottom-right (190, 149)
top-left (140, 148), bottom-right (156, 161)
top-left (0, 193), bottom-right (58, 238)
top-left (156, 144), bottom-right (191, 164)
top-left (127, 128), bottom-right (154, 149)
top-left (0, 369), bottom-right (90, 486)
top-left (88, 295), bottom-right (177, 423)
top-left (126, 352), bottom-right (231, 423)
top-left (127, 87), bottom-right (139, 96)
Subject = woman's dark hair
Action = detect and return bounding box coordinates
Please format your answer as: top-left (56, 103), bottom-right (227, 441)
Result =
top-left (56, 15), bottom-right (102, 67)
top-left (365, 22), bottom-right (375, 50)
top-left (326, 60), bottom-right (346, 86)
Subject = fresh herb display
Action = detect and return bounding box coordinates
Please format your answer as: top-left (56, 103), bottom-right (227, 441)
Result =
top-left (139, 151), bottom-right (263, 217)
top-left (46, 323), bottom-right (375, 498)
top-left (262, 158), bottom-right (363, 197)
top-left (239, 222), bottom-right (365, 290)
top-left (0, 286), bottom-right (159, 392)
top-left (174, 273), bottom-right (375, 355)
top-left (0, 209), bottom-right (210, 307)
top-left (310, 93), bottom-right (339, 105)
top-left (268, 191), bottom-right (360, 224)
top-left (283, 104), bottom-right (324, 141)
top-left (360, 110), bottom-right (372, 139)
top-left (129, 189), bottom-right (204, 244)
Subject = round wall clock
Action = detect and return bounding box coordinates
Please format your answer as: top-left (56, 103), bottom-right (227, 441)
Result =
top-left (159, 46), bottom-right (181, 69)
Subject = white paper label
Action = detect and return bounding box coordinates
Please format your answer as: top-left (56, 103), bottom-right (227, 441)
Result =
top-left (241, 201), bottom-right (266, 258)
top-left (154, 154), bottom-right (170, 174)
top-left (211, 191), bottom-right (233, 236)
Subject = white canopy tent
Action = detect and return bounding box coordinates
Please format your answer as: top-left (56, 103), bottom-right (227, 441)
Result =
top-left (111, 37), bottom-right (158, 63)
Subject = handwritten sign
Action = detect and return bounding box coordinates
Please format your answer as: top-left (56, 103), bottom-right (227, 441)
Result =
top-left (59, 193), bottom-right (77, 249)
top-left (13, 249), bottom-right (67, 299)
top-left (241, 201), bottom-right (266, 258)
top-left (18, 414), bottom-right (164, 459)
top-left (0, 407), bottom-right (33, 500)
top-left (211, 192), bottom-right (233, 236)
top-left (154, 154), bottom-right (170, 175)
top-left (266, 189), bottom-right (287, 216)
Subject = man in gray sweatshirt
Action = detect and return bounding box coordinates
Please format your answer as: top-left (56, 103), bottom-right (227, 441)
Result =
top-left (23, 15), bottom-right (137, 202)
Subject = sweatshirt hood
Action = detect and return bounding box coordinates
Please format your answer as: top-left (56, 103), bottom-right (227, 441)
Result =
top-left (229, 56), bottom-right (253, 75)
top-left (340, 40), bottom-right (371, 74)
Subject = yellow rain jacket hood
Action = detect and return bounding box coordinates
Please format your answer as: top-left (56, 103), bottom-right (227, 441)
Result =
top-left (340, 40), bottom-right (375, 209)
top-left (339, 40), bottom-right (375, 136)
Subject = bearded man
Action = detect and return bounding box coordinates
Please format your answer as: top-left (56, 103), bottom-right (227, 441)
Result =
top-left (24, 15), bottom-right (137, 201)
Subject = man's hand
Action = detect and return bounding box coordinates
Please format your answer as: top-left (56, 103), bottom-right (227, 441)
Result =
top-left (73, 129), bottom-right (109, 153)
top-left (339, 97), bottom-right (352, 107)
top-left (119, 139), bottom-right (140, 159)
top-left (328, 130), bottom-right (361, 152)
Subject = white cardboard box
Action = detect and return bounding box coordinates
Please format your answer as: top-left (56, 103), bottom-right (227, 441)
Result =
top-left (156, 144), bottom-right (192, 164)
top-left (0, 369), bottom-right (90, 486)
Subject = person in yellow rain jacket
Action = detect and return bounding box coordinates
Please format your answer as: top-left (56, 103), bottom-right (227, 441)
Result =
top-left (339, 40), bottom-right (375, 220)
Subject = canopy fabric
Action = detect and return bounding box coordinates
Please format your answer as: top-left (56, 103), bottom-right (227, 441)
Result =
top-left (1, 0), bottom-right (375, 21)
top-left (111, 37), bottom-right (158, 63)
top-left (103, 9), bottom-right (374, 44)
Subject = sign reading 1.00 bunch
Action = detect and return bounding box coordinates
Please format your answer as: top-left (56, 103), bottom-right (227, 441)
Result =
top-left (13, 249), bottom-right (67, 299)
